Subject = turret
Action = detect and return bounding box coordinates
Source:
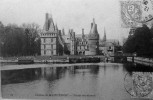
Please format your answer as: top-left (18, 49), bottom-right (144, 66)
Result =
top-left (87, 18), bottom-right (99, 55)
top-left (62, 28), bottom-right (65, 35)
top-left (88, 18), bottom-right (99, 40)
top-left (41, 13), bottom-right (59, 56)
top-left (69, 29), bottom-right (76, 55)
top-left (69, 29), bottom-right (75, 39)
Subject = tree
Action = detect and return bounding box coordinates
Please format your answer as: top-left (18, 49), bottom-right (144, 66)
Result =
top-left (3, 25), bottom-right (25, 56)
top-left (122, 34), bottom-right (136, 53)
top-left (123, 24), bottom-right (153, 57)
top-left (134, 25), bottom-right (152, 57)
top-left (22, 23), bottom-right (41, 56)
top-left (0, 22), bottom-right (41, 57)
top-left (0, 21), bottom-right (5, 56)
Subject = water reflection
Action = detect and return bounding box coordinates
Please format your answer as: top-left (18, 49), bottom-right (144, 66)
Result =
top-left (1, 65), bottom-right (100, 85)
top-left (123, 63), bottom-right (153, 75)
top-left (1, 68), bottom-right (41, 85)
top-left (1, 63), bottom-right (153, 100)
top-left (42, 67), bottom-right (67, 81)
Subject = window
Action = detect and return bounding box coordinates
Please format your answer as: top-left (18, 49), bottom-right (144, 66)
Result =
top-left (51, 44), bottom-right (53, 49)
top-left (44, 38), bottom-right (46, 43)
top-left (51, 38), bottom-right (53, 42)
top-left (86, 45), bottom-right (88, 49)
top-left (44, 45), bottom-right (46, 49)
top-left (51, 51), bottom-right (53, 55)
top-left (44, 50), bottom-right (46, 55)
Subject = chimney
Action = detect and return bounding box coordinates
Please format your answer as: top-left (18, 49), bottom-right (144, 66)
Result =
top-left (95, 24), bottom-right (98, 33)
top-left (73, 32), bottom-right (75, 38)
top-left (82, 28), bottom-right (85, 39)
top-left (82, 28), bottom-right (84, 35)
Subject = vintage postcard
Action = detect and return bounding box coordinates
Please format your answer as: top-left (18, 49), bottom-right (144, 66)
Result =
top-left (1, 0), bottom-right (153, 100)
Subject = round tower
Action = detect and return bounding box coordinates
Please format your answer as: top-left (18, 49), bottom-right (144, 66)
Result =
top-left (88, 18), bottom-right (99, 55)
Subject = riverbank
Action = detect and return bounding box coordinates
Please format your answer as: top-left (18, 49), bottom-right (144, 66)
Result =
top-left (0, 62), bottom-right (123, 71)
top-left (0, 55), bottom-right (105, 64)
top-left (127, 57), bottom-right (153, 66)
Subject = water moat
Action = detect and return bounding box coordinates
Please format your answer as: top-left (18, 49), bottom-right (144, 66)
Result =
top-left (1, 62), bottom-right (153, 100)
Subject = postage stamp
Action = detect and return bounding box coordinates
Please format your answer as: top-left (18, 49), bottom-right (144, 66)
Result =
top-left (124, 72), bottom-right (153, 98)
top-left (120, 0), bottom-right (153, 28)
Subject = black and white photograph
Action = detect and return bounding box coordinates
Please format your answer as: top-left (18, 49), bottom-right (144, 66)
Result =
top-left (1, 0), bottom-right (153, 100)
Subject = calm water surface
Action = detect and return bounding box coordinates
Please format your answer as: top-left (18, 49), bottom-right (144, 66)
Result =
top-left (1, 63), bottom-right (153, 100)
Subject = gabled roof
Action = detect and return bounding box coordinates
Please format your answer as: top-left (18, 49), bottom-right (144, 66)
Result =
top-left (62, 35), bottom-right (70, 43)
top-left (99, 39), bottom-right (120, 47)
top-left (75, 34), bottom-right (88, 39)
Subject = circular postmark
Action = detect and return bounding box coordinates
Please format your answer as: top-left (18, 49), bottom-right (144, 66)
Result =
top-left (121, 0), bottom-right (153, 27)
top-left (124, 72), bottom-right (153, 97)
top-left (141, 0), bottom-right (153, 23)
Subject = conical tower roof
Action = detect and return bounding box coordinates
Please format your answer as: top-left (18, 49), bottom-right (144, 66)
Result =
top-left (88, 18), bottom-right (99, 40)
top-left (48, 14), bottom-right (55, 32)
top-left (43, 13), bottom-right (56, 32)
top-left (89, 18), bottom-right (98, 34)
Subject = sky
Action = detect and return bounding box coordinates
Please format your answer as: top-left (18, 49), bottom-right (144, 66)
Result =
top-left (0, 0), bottom-right (130, 43)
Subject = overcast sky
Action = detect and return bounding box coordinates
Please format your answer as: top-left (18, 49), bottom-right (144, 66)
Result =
top-left (0, 0), bottom-right (130, 41)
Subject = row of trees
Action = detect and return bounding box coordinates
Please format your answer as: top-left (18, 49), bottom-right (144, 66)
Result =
top-left (123, 24), bottom-right (153, 57)
top-left (0, 22), bottom-right (41, 57)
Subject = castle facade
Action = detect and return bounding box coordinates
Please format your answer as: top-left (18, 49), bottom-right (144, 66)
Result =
top-left (40, 13), bottom-right (101, 56)
top-left (40, 13), bottom-right (64, 56)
